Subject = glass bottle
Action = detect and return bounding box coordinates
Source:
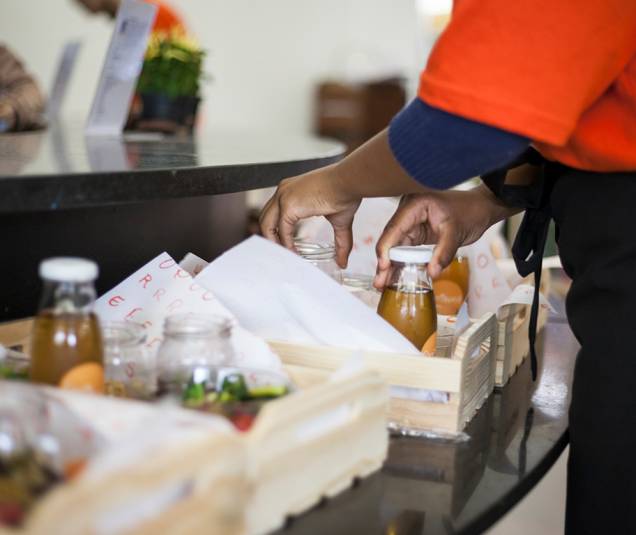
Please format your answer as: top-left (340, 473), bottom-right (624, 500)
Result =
top-left (156, 314), bottom-right (233, 395)
top-left (377, 246), bottom-right (437, 354)
top-left (432, 253), bottom-right (470, 316)
top-left (102, 321), bottom-right (156, 400)
top-left (295, 240), bottom-right (342, 282)
top-left (30, 258), bottom-right (104, 392)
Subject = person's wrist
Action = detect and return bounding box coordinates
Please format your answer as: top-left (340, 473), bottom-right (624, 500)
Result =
top-left (330, 162), bottom-right (363, 205)
top-left (473, 183), bottom-right (518, 225)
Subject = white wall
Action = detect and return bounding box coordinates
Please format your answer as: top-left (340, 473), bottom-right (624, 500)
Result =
top-left (0, 0), bottom-right (424, 134)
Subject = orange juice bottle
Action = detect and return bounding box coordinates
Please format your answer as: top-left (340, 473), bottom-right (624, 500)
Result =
top-left (30, 258), bottom-right (104, 393)
top-left (377, 246), bottom-right (437, 354)
top-left (433, 254), bottom-right (470, 315)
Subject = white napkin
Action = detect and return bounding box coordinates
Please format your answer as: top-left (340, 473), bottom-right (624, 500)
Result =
top-left (196, 237), bottom-right (447, 404)
top-left (195, 236), bottom-right (418, 354)
top-left (94, 252), bottom-right (281, 371)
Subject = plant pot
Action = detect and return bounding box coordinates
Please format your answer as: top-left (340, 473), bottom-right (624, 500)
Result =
top-left (137, 93), bottom-right (201, 132)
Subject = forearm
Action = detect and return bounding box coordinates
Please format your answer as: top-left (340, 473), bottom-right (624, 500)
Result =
top-left (330, 98), bottom-right (531, 202)
top-left (333, 129), bottom-right (431, 200)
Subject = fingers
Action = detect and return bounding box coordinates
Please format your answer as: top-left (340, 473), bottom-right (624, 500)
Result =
top-left (259, 181), bottom-right (302, 251)
top-left (332, 224), bottom-right (353, 269)
top-left (259, 194), bottom-right (282, 245)
top-left (429, 220), bottom-right (460, 279)
top-left (277, 209), bottom-right (298, 251)
top-left (374, 199), bottom-right (427, 289)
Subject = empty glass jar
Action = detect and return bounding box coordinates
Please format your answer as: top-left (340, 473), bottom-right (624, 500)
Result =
top-left (102, 321), bottom-right (155, 400)
top-left (295, 240), bottom-right (342, 282)
top-left (157, 314), bottom-right (234, 396)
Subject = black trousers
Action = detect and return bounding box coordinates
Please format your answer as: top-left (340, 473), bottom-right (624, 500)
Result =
top-left (548, 169), bottom-right (636, 534)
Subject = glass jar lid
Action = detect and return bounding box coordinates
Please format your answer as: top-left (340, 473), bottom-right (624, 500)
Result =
top-left (389, 246), bottom-right (433, 264)
top-left (163, 313), bottom-right (232, 339)
top-left (39, 257), bottom-right (98, 282)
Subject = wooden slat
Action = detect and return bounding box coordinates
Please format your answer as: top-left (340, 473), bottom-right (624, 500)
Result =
top-left (271, 341), bottom-right (463, 393)
top-left (245, 369), bottom-right (388, 534)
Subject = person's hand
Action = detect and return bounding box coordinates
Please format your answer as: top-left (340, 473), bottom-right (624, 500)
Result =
top-left (0, 101), bottom-right (16, 133)
top-left (259, 164), bottom-right (362, 268)
top-left (374, 186), bottom-right (510, 288)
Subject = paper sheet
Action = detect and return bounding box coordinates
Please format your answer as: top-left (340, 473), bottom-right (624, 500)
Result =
top-left (195, 236), bottom-right (419, 354)
top-left (179, 252), bottom-right (209, 277)
top-left (94, 252), bottom-right (281, 371)
top-left (463, 225), bottom-right (513, 318)
top-left (196, 237), bottom-right (447, 403)
top-left (85, 0), bottom-right (157, 136)
top-left (497, 283), bottom-right (555, 318)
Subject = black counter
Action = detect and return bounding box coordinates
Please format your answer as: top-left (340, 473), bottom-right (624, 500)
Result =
top-left (0, 123), bottom-right (344, 319)
top-left (0, 122), bottom-right (344, 214)
top-left (278, 296), bottom-right (577, 535)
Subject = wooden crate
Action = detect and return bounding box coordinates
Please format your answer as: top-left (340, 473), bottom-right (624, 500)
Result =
top-left (0, 320), bottom-right (388, 535)
top-left (270, 312), bottom-right (498, 435)
top-left (495, 268), bottom-right (552, 388)
top-left (245, 368), bottom-right (388, 535)
top-left (495, 302), bottom-right (549, 388)
top-left (0, 385), bottom-right (248, 535)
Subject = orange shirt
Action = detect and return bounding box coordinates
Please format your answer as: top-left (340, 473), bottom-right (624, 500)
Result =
top-left (418, 0), bottom-right (636, 172)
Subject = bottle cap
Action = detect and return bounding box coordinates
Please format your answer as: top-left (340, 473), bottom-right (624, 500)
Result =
top-left (388, 246), bottom-right (433, 264)
top-left (39, 257), bottom-right (98, 283)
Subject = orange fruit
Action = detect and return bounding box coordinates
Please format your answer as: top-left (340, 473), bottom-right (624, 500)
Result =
top-left (64, 458), bottom-right (87, 480)
top-left (422, 332), bottom-right (437, 355)
top-left (59, 363), bottom-right (104, 393)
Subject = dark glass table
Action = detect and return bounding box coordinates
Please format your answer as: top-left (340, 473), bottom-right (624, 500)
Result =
top-left (0, 122), bottom-right (344, 319)
top-left (0, 122), bottom-right (344, 213)
top-left (278, 292), bottom-right (577, 535)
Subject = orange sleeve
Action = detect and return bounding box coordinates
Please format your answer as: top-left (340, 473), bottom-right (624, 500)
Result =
top-left (418, 0), bottom-right (636, 146)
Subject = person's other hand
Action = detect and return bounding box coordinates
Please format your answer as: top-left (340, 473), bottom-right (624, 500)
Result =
top-left (374, 186), bottom-right (503, 288)
top-left (259, 164), bottom-right (361, 268)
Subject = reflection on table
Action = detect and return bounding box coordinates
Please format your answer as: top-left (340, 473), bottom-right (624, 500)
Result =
top-left (278, 297), bottom-right (577, 535)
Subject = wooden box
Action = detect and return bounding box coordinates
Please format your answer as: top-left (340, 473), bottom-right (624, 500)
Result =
top-left (495, 301), bottom-right (549, 388)
top-left (271, 312), bottom-right (498, 435)
top-left (494, 267), bottom-right (552, 388)
top-left (2, 385), bottom-right (248, 535)
top-left (0, 320), bottom-right (388, 535)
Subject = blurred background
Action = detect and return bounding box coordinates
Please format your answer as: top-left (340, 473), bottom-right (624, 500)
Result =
top-left (0, 0), bottom-right (451, 134)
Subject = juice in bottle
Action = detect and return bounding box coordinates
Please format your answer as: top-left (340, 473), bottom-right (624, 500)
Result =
top-left (377, 246), bottom-right (437, 354)
top-left (433, 254), bottom-right (470, 315)
top-left (30, 258), bottom-right (104, 393)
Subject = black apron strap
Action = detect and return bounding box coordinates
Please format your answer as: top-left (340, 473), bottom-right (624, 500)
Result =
top-left (511, 209), bottom-right (551, 380)
top-left (482, 150), bottom-right (555, 381)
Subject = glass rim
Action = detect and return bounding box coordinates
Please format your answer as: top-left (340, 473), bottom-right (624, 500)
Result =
top-left (101, 321), bottom-right (146, 346)
top-left (294, 239), bottom-right (336, 261)
top-left (163, 313), bottom-right (233, 338)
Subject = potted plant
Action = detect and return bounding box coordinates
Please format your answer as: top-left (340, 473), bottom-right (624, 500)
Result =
top-left (134, 30), bottom-right (206, 132)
